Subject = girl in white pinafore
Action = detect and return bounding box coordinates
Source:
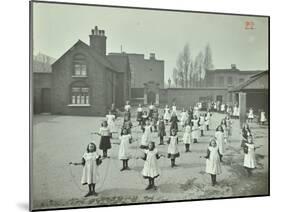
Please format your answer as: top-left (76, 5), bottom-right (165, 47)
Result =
top-left (191, 116), bottom-right (200, 143)
top-left (140, 120), bottom-right (153, 149)
top-left (205, 139), bottom-right (222, 186)
top-left (215, 125), bottom-right (225, 161)
top-left (141, 142), bottom-right (162, 190)
top-left (243, 136), bottom-right (256, 176)
top-left (167, 129), bottom-right (180, 167)
top-left (163, 105), bottom-right (171, 124)
top-left (106, 111), bottom-right (116, 133)
top-left (71, 143), bottom-right (102, 197)
top-left (205, 112), bottom-right (211, 131)
top-left (172, 103), bottom-right (177, 114)
top-left (183, 123), bottom-right (192, 152)
top-left (260, 111), bottom-right (267, 125)
top-left (119, 128), bottom-right (132, 171)
top-left (193, 106), bottom-right (199, 118)
top-left (199, 113), bottom-right (205, 136)
top-left (180, 109), bottom-right (188, 128)
top-left (248, 108), bottom-right (254, 122)
top-left (233, 105), bottom-right (239, 119)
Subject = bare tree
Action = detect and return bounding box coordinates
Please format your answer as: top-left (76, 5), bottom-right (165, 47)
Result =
top-left (175, 43), bottom-right (191, 88)
top-left (189, 61), bottom-right (194, 88)
top-left (172, 68), bottom-right (179, 88)
top-left (203, 44), bottom-right (214, 72)
top-left (194, 51), bottom-right (204, 87)
top-left (182, 44), bottom-right (191, 88)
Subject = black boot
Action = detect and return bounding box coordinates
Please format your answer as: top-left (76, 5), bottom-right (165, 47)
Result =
top-left (84, 185), bottom-right (92, 197)
top-left (207, 125), bottom-right (209, 131)
top-left (171, 159), bottom-right (174, 168)
top-left (125, 160), bottom-right (130, 170)
top-left (91, 184), bottom-right (98, 196)
top-left (120, 160), bottom-right (126, 171)
top-left (194, 139), bottom-right (198, 143)
top-left (201, 130), bottom-right (204, 136)
top-left (159, 137), bottom-right (164, 145)
top-left (103, 150), bottom-right (107, 158)
top-left (211, 175), bottom-right (215, 186)
top-left (185, 144), bottom-right (190, 152)
top-left (145, 178), bottom-right (152, 190)
top-left (151, 178), bottom-right (156, 190)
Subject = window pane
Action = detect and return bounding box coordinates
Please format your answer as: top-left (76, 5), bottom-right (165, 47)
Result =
top-left (74, 64), bottom-right (80, 75)
top-left (81, 64), bottom-right (87, 76)
top-left (85, 95), bottom-right (89, 104)
top-left (72, 95), bottom-right (76, 104)
top-left (77, 95), bottom-right (81, 104)
top-left (81, 96), bottom-right (85, 104)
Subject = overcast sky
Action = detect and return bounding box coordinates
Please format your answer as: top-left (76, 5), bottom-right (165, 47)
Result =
top-left (33, 2), bottom-right (268, 81)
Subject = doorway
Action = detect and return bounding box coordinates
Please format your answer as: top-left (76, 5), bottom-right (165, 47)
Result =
top-left (41, 88), bottom-right (51, 113)
top-left (147, 91), bottom-right (156, 104)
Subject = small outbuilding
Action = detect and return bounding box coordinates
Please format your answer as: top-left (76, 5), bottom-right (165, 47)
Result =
top-left (229, 71), bottom-right (269, 125)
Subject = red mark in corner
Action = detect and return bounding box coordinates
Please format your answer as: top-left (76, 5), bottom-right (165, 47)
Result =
top-left (245, 21), bottom-right (255, 30)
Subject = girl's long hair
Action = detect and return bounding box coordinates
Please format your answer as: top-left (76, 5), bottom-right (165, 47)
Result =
top-left (209, 138), bottom-right (217, 147)
top-left (216, 125), bottom-right (224, 132)
top-left (86, 142), bottom-right (97, 153)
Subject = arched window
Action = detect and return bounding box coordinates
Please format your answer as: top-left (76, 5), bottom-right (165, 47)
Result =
top-left (73, 53), bottom-right (87, 77)
top-left (70, 81), bottom-right (90, 105)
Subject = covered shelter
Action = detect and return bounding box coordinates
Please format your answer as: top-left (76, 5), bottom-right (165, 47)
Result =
top-left (229, 71), bottom-right (269, 125)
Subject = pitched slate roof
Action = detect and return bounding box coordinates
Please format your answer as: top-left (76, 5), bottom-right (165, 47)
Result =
top-left (206, 69), bottom-right (263, 75)
top-left (229, 71), bottom-right (268, 92)
top-left (52, 40), bottom-right (118, 72)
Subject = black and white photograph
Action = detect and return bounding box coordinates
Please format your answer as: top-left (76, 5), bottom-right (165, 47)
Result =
top-left (30, 1), bottom-right (269, 211)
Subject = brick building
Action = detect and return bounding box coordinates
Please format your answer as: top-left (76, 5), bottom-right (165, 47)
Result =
top-left (33, 26), bottom-right (266, 115)
top-left (110, 52), bottom-right (164, 105)
top-left (33, 26), bottom-right (131, 116)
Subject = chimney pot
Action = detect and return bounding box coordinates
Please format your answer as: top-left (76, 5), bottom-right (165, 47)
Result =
top-left (150, 53), bottom-right (156, 60)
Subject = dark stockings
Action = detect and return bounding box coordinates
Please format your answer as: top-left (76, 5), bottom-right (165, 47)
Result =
top-left (171, 159), bottom-right (176, 167)
top-left (85, 184), bottom-right (97, 197)
top-left (121, 159), bottom-right (129, 171)
top-left (245, 167), bottom-right (253, 177)
top-left (146, 177), bottom-right (155, 190)
top-left (185, 144), bottom-right (190, 152)
top-left (211, 174), bottom-right (216, 186)
top-left (160, 136), bottom-right (164, 145)
top-left (103, 150), bottom-right (107, 158)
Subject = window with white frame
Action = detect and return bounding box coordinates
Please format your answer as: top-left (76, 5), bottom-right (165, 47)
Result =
top-left (73, 54), bottom-right (87, 77)
top-left (71, 86), bottom-right (89, 105)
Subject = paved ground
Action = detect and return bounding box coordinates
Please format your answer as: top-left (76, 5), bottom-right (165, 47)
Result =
top-left (31, 110), bottom-right (269, 210)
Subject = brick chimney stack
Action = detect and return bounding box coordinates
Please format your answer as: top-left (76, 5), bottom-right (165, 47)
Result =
top-left (89, 26), bottom-right (107, 55)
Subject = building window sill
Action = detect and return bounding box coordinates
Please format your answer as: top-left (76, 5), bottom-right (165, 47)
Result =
top-left (72, 75), bottom-right (88, 78)
top-left (67, 104), bottom-right (91, 107)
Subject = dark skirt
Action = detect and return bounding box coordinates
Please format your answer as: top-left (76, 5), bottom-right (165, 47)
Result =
top-left (158, 128), bottom-right (166, 137)
top-left (167, 152), bottom-right (180, 159)
top-left (170, 122), bottom-right (178, 133)
top-left (148, 110), bottom-right (153, 118)
top-left (99, 136), bottom-right (111, 150)
top-left (137, 112), bottom-right (143, 121)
